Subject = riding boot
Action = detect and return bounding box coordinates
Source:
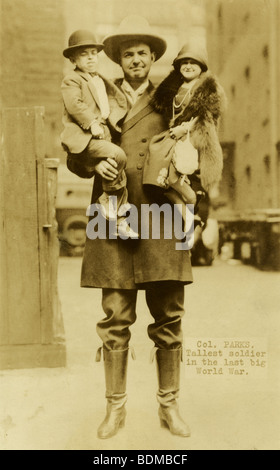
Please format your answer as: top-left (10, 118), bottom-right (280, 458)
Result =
top-left (155, 348), bottom-right (191, 437)
top-left (97, 348), bottom-right (128, 439)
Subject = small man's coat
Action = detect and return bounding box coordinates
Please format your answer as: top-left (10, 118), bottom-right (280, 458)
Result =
top-left (61, 69), bottom-right (127, 154)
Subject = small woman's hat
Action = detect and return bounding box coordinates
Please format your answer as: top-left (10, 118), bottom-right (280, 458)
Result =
top-left (63, 30), bottom-right (104, 58)
top-left (103, 15), bottom-right (167, 64)
top-left (173, 39), bottom-right (208, 71)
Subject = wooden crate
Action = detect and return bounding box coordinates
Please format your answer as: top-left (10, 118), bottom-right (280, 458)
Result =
top-left (0, 107), bottom-right (66, 369)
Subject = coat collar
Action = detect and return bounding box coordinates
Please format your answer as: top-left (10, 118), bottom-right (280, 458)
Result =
top-left (74, 69), bottom-right (127, 111)
top-left (151, 70), bottom-right (224, 125)
top-left (74, 69), bottom-right (103, 108)
top-left (120, 81), bottom-right (155, 133)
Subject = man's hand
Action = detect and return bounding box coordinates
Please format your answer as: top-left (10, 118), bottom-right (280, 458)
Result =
top-left (94, 158), bottom-right (119, 180)
top-left (91, 122), bottom-right (104, 139)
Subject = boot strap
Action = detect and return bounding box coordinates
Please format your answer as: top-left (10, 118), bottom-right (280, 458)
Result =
top-left (150, 347), bottom-right (184, 363)
top-left (130, 345), bottom-right (136, 360)
top-left (150, 346), bottom-right (159, 363)
top-left (95, 346), bottom-right (103, 362)
top-left (95, 346), bottom-right (136, 362)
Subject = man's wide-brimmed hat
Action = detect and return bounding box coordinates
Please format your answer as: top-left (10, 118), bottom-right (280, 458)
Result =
top-left (63, 30), bottom-right (104, 58)
top-left (173, 38), bottom-right (208, 72)
top-left (103, 15), bottom-right (167, 64)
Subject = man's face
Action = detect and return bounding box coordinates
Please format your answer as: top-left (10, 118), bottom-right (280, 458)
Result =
top-left (71, 47), bottom-right (98, 74)
top-left (119, 41), bottom-right (155, 83)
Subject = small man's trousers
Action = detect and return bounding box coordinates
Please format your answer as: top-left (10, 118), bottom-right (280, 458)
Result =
top-left (70, 122), bottom-right (127, 192)
top-left (85, 137), bottom-right (127, 192)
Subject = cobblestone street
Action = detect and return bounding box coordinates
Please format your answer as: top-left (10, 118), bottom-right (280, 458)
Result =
top-left (1, 256), bottom-right (280, 450)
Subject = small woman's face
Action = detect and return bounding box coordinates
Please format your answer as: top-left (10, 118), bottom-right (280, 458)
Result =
top-left (179, 59), bottom-right (202, 82)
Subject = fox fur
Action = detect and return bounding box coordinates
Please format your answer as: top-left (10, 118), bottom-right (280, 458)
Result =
top-left (150, 70), bottom-right (226, 191)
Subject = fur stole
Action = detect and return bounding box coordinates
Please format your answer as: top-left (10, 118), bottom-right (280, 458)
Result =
top-left (151, 71), bottom-right (226, 191)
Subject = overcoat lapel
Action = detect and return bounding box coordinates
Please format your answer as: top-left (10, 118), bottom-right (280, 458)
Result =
top-left (122, 83), bottom-right (155, 134)
top-left (87, 80), bottom-right (101, 109)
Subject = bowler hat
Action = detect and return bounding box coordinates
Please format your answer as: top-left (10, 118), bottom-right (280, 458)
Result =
top-left (103, 15), bottom-right (167, 64)
top-left (173, 39), bottom-right (208, 71)
top-left (63, 30), bottom-right (104, 58)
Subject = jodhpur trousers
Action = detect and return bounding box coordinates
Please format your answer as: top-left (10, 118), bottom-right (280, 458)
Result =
top-left (96, 281), bottom-right (185, 350)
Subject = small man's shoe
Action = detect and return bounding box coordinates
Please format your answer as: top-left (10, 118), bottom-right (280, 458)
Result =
top-left (118, 202), bottom-right (132, 217)
top-left (115, 219), bottom-right (139, 239)
top-left (98, 193), bottom-right (118, 220)
top-left (66, 154), bottom-right (95, 179)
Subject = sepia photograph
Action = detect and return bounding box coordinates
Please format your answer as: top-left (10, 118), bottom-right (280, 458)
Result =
top-left (0, 0), bottom-right (279, 454)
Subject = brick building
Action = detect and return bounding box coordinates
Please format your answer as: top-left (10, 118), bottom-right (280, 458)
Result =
top-left (205, 0), bottom-right (280, 211)
top-left (0, 0), bottom-right (65, 158)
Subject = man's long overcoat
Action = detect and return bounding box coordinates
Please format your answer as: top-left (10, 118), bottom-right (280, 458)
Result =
top-left (81, 82), bottom-right (193, 289)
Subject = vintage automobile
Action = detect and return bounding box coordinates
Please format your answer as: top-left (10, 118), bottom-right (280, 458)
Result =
top-left (218, 209), bottom-right (280, 271)
top-left (56, 164), bottom-right (93, 256)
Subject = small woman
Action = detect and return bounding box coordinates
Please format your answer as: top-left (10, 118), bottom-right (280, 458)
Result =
top-left (143, 39), bottom-right (226, 229)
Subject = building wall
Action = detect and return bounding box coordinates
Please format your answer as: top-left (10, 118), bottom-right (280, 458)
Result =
top-left (62, 0), bottom-right (207, 84)
top-left (206, 0), bottom-right (280, 211)
top-left (1, 0), bottom-right (65, 158)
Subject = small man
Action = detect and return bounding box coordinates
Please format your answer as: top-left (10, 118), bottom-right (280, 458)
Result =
top-left (61, 29), bottom-right (138, 238)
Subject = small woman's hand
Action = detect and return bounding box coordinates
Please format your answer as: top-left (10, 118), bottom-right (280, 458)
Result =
top-left (170, 118), bottom-right (199, 140)
top-left (94, 158), bottom-right (119, 180)
top-left (169, 125), bottom-right (187, 140)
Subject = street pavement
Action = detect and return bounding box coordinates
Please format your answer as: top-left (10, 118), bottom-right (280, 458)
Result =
top-left (0, 256), bottom-right (280, 450)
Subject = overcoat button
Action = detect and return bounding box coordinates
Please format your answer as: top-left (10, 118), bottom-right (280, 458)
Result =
top-left (139, 152), bottom-right (145, 157)
top-left (141, 138), bottom-right (147, 143)
top-left (137, 163), bottom-right (142, 170)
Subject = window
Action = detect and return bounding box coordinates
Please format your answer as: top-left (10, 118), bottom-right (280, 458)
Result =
top-left (245, 165), bottom-right (251, 181)
top-left (263, 155), bottom-right (270, 173)
top-left (244, 66), bottom-right (250, 80)
top-left (262, 45), bottom-right (269, 59)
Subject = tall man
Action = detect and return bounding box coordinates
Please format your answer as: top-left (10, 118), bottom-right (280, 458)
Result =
top-left (81, 15), bottom-right (193, 439)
